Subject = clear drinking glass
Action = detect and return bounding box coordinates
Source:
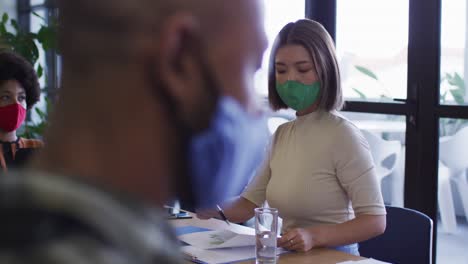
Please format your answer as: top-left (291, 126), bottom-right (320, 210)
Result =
top-left (255, 207), bottom-right (278, 263)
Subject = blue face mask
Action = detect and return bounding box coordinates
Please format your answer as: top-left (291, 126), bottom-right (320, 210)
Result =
top-left (189, 97), bottom-right (269, 209)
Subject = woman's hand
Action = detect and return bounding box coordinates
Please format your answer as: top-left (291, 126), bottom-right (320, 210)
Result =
top-left (277, 228), bottom-right (317, 252)
top-left (276, 215), bottom-right (385, 252)
top-left (195, 197), bottom-right (257, 223)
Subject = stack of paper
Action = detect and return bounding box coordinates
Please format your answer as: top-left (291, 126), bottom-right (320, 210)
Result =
top-left (178, 228), bottom-right (257, 263)
top-left (179, 229), bottom-right (255, 249)
top-left (177, 226), bottom-right (287, 264)
top-left (181, 245), bottom-right (257, 264)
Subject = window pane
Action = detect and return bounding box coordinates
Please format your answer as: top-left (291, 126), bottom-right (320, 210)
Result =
top-left (438, 118), bottom-right (468, 263)
top-left (0, 0), bottom-right (16, 19)
top-left (31, 0), bottom-right (45, 6)
top-left (30, 9), bottom-right (47, 124)
top-left (440, 0), bottom-right (467, 105)
top-left (30, 9), bottom-right (47, 87)
top-left (0, 0), bottom-right (16, 34)
top-left (254, 0), bottom-right (305, 96)
top-left (336, 0), bottom-right (409, 102)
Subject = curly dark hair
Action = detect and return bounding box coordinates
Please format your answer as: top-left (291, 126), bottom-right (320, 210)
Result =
top-left (0, 50), bottom-right (40, 109)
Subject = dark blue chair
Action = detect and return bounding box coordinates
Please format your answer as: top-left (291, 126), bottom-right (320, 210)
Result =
top-left (359, 206), bottom-right (433, 264)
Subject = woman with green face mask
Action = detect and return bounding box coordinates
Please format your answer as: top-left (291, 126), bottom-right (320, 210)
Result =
top-left (197, 19), bottom-right (386, 256)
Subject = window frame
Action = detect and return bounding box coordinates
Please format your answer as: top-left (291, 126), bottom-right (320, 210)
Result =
top-left (306, 1), bottom-right (468, 262)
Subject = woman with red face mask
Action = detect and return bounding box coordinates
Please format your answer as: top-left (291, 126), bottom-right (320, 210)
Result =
top-left (0, 50), bottom-right (43, 173)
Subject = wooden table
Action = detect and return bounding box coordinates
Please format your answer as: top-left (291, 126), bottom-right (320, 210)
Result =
top-left (170, 213), bottom-right (366, 264)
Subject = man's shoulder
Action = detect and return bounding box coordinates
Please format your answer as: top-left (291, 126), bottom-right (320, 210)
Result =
top-left (0, 170), bottom-right (183, 264)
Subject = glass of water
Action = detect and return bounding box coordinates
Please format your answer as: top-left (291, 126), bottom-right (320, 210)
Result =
top-left (254, 207), bottom-right (278, 263)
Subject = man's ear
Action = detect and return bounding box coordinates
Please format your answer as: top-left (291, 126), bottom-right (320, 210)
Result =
top-left (157, 14), bottom-right (202, 107)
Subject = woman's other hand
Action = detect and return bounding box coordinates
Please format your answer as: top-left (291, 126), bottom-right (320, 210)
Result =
top-left (277, 228), bottom-right (317, 252)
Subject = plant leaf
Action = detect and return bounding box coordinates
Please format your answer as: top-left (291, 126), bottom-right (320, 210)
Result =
top-left (446, 72), bottom-right (465, 91)
top-left (13, 33), bottom-right (39, 65)
top-left (35, 107), bottom-right (46, 120)
top-left (445, 72), bottom-right (466, 104)
top-left (453, 72), bottom-right (465, 91)
top-left (10, 19), bottom-right (18, 31)
top-left (37, 25), bottom-right (57, 51)
top-left (355, 65), bottom-right (378, 80)
top-left (450, 89), bottom-right (465, 105)
top-left (1, 13), bottom-right (8, 24)
top-left (0, 13), bottom-right (9, 35)
top-left (0, 23), bottom-right (6, 35)
top-left (352, 88), bottom-right (367, 99)
top-left (440, 91), bottom-right (447, 103)
top-left (36, 64), bottom-right (43, 78)
top-left (0, 32), bottom-right (15, 49)
top-left (32, 11), bottom-right (46, 22)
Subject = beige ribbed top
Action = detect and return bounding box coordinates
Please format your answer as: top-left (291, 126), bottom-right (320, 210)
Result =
top-left (242, 111), bottom-right (386, 232)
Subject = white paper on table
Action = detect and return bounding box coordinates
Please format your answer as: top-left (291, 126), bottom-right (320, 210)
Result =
top-left (178, 229), bottom-right (255, 249)
top-left (181, 245), bottom-right (256, 264)
top-left (181, 246), bottom-right (289, 264)
top-left (337, 258), bottom-right (392, 264)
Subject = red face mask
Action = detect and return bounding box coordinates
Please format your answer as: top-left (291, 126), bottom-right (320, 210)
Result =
top-left (0, 103), bottom-right (26, 132)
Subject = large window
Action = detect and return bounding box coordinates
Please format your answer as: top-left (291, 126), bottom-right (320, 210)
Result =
top-left (254, 0), bottom-right (305, 97)
top-left (336, 0), bottom-right (409, 102)
top-left (336, 0), bottom-right (409, 208)
top-left (318, 0), bottom-right (468, 262)
top-left (436, 0), bottom-right (468, 262)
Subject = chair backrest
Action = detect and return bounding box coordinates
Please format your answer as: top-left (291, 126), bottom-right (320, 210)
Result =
top-left (359, 206), bottom-right (433, 264)
top-left (439, 126), bottom-right (468, 172)
top-left (361, 130), bottom-right (401, 180)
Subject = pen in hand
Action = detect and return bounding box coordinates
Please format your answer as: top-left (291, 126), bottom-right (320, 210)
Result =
top-left (216, 204), bottom-right (231, 225)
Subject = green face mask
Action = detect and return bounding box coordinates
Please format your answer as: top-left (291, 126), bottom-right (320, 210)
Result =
top-left (276, 81), bottom-right (321, 111)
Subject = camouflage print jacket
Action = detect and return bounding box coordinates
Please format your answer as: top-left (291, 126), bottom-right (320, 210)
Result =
top-left (0, 171), bottom-right (183, 264)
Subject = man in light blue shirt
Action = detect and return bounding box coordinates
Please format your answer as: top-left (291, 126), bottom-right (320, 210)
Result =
top-left (0, 0), bottom-right (269, 263)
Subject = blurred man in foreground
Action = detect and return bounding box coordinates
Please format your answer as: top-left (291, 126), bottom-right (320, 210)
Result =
top-left (0, 0), bottom-right (268, 263)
